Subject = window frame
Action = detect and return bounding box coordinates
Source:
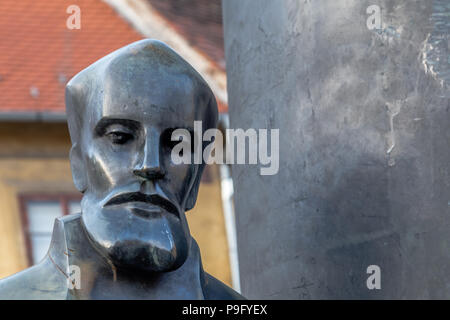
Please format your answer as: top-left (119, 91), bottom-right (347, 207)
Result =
top-left (18, 193), bottom-right (82, 266)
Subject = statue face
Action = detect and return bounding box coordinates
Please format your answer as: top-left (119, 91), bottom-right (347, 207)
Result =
top-left (79, 69), bottom-right (200, 273)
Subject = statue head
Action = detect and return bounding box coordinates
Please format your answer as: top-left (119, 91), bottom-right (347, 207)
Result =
top-left (65, 39), bottom-right (218, 273)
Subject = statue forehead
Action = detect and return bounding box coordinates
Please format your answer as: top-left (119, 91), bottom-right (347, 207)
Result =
top-left (103, 44), bottom-right (198, 92)
top-left (85, 41), bottom-right (203, 125)
top-left (98, 63), bottom-right (197, 124)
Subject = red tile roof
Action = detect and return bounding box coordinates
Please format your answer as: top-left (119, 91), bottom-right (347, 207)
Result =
top-left (0, 0), bottom-right (143, 115)
top-left (0, 0), bottom-right (227, 116)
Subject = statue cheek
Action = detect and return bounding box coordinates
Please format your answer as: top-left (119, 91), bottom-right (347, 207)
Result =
top-left (85, 151), bottom-right (116, 192)
top-left (86, 143), bottom-right (134, 190)
top-left (159, 163), bottom-right (192, 205)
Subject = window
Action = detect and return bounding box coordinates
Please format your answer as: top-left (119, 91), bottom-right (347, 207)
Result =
top-left (19, 194), bottom-right (81, 265)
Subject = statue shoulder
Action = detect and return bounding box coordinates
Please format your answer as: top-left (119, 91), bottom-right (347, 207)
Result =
top-left (202, 273), bottom-right (245, 300)
top-left (0, 256), bottom-right (68, 299)
top-left (0, 214), bottom-right (81, 299)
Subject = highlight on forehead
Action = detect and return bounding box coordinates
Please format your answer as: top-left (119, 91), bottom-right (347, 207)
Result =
top-left (126, 39), bottom-right (182, 67)
top-left (104, 45), bottom-right (206, 110)
top-left (103, 56), bottom-right (198, 101)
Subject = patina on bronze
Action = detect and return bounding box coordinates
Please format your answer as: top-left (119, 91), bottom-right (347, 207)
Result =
top-left (0, 39), bottom-right (243, 300)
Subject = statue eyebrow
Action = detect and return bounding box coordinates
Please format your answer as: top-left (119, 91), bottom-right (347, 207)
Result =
top-left (94, 118), bottom-right (141, 136)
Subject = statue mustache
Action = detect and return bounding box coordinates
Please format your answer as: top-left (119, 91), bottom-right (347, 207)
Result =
top-left (103, 192), bottom-right (178, 215)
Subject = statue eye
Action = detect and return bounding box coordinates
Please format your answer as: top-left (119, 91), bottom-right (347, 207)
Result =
top-left (107, 131), bottom-right (134, 145)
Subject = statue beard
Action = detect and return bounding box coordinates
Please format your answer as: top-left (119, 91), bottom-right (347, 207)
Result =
top-left (80, 193), bottom-right (190, 273)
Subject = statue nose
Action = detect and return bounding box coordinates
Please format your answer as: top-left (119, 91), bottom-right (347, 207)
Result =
top-left (133, 129), bottom-right (165, 180)
top-left (133, 165), bottom-right (165, 180)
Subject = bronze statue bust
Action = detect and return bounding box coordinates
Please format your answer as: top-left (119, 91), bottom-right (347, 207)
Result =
top-left (0, 39), bottom-right (243, 300)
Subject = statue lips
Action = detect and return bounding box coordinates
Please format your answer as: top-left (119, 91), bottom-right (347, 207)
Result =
top-left (103, 192), bottom-right (179, 220)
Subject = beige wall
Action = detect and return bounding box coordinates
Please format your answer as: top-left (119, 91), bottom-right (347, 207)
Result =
top-left (0, 122), bottom-right (231, 286)
top-left (187, 166), bottom-right (231, 285)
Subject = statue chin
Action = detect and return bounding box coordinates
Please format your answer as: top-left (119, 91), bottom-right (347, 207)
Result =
top-left (83, 225), bottom-right (189, 273)
top-left (80, 203), bottom-right (190, 273)
top-left (108, 240), bottom-right (184, 273)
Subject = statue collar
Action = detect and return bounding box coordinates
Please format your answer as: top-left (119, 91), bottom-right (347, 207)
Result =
top-left (48, 213), bottom-right (206, 299)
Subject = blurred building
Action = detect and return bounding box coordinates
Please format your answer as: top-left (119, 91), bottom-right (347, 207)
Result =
top-left (0, 0), bottom-right (233, 288)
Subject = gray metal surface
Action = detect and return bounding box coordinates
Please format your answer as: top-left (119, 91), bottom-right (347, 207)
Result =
top-left (223, 0), bottom-right (449, 299)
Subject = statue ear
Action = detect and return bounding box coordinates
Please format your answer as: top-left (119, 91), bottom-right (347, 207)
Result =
top-left (70, 143), bottom-right (87, 192)
top-left (185, 93), bottom-right (217, 211)
top-left (184, 164), bottom-right (205, 211)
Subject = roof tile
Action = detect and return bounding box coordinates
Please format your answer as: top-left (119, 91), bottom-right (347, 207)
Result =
top-left (0, 0), bottom-right (143, 114)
